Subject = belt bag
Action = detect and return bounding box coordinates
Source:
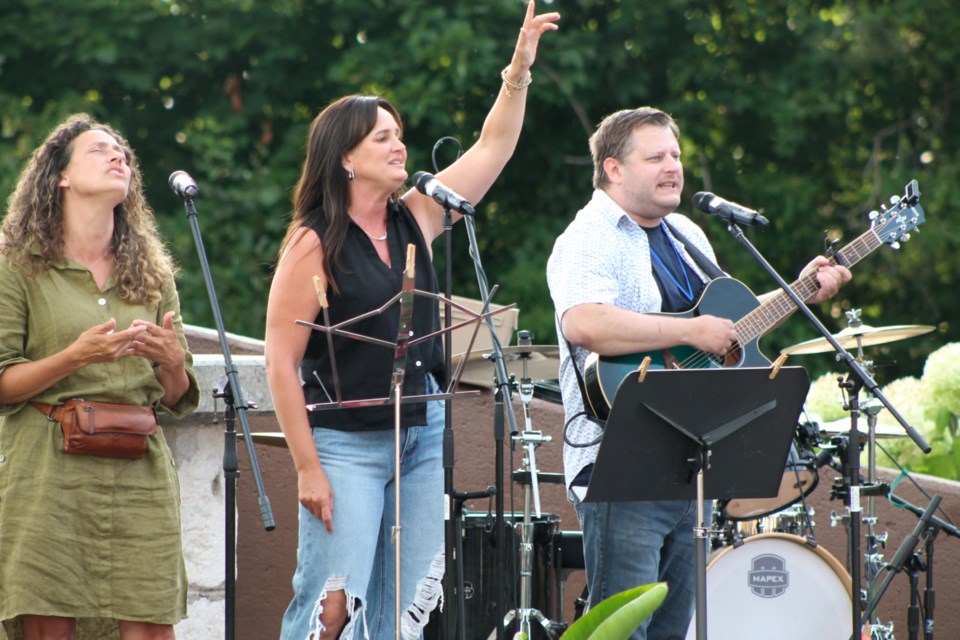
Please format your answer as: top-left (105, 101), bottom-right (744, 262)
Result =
top-left (31, 399), bottom-right (158, 460)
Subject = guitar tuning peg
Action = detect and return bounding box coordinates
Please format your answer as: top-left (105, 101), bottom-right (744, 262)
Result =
top-left (889, 195), bottom-right (900, 205)
top-left (890, 241), bottom-right (901, 250)
top-left (868, 210), bottom-right (879, 220)
top-left (901, 233), bottom-right (911, 243)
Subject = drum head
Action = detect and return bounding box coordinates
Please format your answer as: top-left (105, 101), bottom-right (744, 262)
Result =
top-left (686, 533), bottom-right (851, 640)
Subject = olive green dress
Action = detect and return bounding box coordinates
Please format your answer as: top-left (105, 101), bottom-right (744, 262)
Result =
top-left (0, 254), bottom-right (200, 638)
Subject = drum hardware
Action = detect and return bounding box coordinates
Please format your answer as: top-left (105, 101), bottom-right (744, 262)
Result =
top-left (492, 330), bottom-right (563, 640)
top-left (551, 530), bottom-right (585, 626)
top-left (423, 511), bottom-right (562, 640)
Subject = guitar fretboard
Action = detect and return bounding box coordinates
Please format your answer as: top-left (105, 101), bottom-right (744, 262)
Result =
top-left (735, 228), bottom-right (882, 342)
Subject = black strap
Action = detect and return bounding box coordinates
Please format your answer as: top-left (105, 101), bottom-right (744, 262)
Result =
top-left (663, 219), bottom-right (724, 280)
top-left (557, 314), bottom-right (607, 444)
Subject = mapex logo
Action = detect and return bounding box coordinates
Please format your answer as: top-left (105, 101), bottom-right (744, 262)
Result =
top-left (747, 553), bottom-right (789, 598)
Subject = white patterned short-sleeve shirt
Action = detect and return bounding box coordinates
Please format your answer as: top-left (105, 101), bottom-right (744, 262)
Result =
top-left (546, 189), bottom-right (720, 499)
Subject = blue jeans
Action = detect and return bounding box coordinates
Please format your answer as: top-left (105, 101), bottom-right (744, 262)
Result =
top-left (280, 375), bottom-right (446, 640)
top-left (575, 498), bottom-right (709, 640)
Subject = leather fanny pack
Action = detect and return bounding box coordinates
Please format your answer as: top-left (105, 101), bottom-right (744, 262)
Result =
top-left (31, 399), bottom-right (158, 460)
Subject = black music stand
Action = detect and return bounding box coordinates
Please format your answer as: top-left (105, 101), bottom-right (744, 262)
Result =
top-left (584, 366), bottom-right (809, 640)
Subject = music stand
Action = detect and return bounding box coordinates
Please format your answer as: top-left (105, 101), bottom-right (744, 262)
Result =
top-left (585, 366), bottom-right (809, 640)
top-left (296, 244), bottom-right (513, 637)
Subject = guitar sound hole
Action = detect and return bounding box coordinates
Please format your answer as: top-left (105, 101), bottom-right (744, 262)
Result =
top-left (723, 344), bottom-right (742, 367)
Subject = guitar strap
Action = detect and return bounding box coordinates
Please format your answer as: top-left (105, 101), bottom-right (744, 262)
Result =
top-left (557, 314), bottom-right (608, 439)
top-left (662, 219), bottom-right (724, 280)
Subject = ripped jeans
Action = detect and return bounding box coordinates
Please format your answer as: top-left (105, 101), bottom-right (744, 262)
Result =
top-left (280, 375), bottom-right (446, 640)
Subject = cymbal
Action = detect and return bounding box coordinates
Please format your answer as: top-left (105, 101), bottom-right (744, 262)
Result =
top-left (451, 345), bottom-right (560, 389)
top-left (819, 419), bottom-right (907, 440)
top-left (782, 324), bottom-right (935, 355)
top-left (239, 432), bottom-right (289, 448)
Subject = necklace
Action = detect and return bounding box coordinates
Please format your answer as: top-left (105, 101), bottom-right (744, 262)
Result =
top-left (365, 229), bottom-right (388, 241)
top-left (65, 243), bottom-right (111, 270)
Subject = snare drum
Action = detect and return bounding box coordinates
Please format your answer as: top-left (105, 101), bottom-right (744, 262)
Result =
top-left (733, 504), bottom-right (815, 539)
top-left (719, 435), bottom-right (819, 521)
top-left (685, 533), bottom-right (852, 640)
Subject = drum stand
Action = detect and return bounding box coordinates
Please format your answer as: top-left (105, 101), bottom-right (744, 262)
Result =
top-left (826, 312), bottom-right (898, 639)
top-left (491, 333), bottom-right (562, 640)
top-left (861, 393), bottom-right (896, 640)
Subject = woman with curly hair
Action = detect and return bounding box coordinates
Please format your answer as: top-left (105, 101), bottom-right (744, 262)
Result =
top-left (0, 113), bottom-right (200, 640)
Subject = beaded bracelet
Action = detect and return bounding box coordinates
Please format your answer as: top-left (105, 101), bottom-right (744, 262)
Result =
top-left (501, 65), bottom-right (533, 97)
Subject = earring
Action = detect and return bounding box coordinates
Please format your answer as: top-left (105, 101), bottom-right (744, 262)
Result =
top-left (347, 169), bottom-right (355, 181)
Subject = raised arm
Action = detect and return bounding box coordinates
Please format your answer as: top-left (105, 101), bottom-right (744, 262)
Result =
top-left (404, 0), bottom-right (560, 240)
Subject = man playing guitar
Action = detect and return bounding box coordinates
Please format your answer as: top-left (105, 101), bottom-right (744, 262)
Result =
top-left (546, 106), bottom-right (851, 640)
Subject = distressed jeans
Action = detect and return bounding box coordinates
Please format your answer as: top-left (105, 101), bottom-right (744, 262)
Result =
top-left (280, 375), bottom-right (446, 640)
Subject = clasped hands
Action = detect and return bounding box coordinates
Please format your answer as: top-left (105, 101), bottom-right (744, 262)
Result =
top-left (74, 310), bottom-right (185, 373)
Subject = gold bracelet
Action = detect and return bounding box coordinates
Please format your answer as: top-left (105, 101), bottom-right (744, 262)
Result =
top-left (500, 65), bottom-right (532, 97)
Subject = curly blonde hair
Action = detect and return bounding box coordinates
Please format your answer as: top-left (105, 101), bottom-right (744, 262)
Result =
top-left (0, 113), bottom-right (176, 307)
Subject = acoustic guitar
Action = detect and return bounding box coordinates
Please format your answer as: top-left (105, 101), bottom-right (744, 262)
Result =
top-left (581, 180), bottom-right (925, 421)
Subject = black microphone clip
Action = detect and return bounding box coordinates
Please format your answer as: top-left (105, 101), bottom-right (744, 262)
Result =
top-left (412, 171), bottom-right (475, 216)
top-left (693, 191), bottom-right (769, 227)
top-left (169, 170), bottom-right (199, 199)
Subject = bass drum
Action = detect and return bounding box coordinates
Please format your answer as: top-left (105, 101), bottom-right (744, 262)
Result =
top-left (685, 533), bottom-right (851, 640)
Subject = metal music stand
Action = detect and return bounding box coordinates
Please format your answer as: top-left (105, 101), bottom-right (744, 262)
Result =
top-left (296, 244), bottom-right (515, 638)
top-left (584, 365), bottom-right (809, 640)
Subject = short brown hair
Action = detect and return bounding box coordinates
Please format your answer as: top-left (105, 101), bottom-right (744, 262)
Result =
top-left (589, 107), bottom-right (680, 189)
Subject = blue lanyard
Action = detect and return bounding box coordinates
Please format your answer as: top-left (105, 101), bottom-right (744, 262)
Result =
top-left (649, 222), bottom-right (695, 302)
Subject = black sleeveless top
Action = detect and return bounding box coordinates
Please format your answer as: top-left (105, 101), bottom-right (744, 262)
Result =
top-left (300, 199), bottom-right (445, 431)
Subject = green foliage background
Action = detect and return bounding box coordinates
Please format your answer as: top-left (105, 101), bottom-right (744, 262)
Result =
top-left (1, 0), bottom-right (956, 385)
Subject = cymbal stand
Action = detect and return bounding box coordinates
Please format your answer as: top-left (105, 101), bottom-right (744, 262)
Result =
top-left (493, 331), bottom-right (561, 640)
top-left (834, 310), bottom-right (895, 639)
top-left (861, 391), bottom-right (895, 640)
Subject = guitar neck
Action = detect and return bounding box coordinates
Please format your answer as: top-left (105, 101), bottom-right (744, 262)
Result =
top-left (736, 227), bottom-right (882, 342)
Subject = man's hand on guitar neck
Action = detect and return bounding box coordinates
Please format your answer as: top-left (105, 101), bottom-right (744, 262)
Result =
top-left (803, 255), bottom-right (852, 303)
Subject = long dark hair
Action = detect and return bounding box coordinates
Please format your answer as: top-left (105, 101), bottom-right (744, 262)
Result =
top-left (280, 95), bottom-right (403, 294)
top-left (0, 113), bottom-right (176, 307)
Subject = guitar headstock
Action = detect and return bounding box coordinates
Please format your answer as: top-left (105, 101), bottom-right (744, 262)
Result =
top-left (870, 179), bottom-right (925, 249)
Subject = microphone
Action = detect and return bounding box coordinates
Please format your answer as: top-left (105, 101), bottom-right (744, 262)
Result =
top-left (692, 191), bottom-right (769, 227)
top-left (412, 171), bottom-right (475, 216)
top-left (168, 171), bottom-right (199, 199)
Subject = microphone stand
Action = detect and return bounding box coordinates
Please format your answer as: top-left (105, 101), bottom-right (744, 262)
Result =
top-left (717, 219), bottom-right (929, 639)
top-left (439, 201), bottom-right (501, 640)
top-left (439, 203), bottom-right (462, 640)
top-left (890, 492), bottom-right (960, 639)
top-left (175, 188), bottom-right (275, 640)
top-left (462, 212), bottom-right (521, 640)
top-left (857, 495), bottom-right (942, 640)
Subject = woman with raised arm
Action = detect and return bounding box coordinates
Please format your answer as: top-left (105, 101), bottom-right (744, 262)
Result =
top-left (264, 2), bottom-right (559, 638)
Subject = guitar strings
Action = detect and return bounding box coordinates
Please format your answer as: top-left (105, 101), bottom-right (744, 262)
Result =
top-left (672, 267), bottom-right (824, 370)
